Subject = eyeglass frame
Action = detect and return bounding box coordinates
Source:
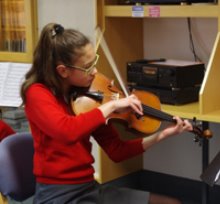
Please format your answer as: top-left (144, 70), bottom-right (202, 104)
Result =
top-left (64, 54), bottom-right (99, 75)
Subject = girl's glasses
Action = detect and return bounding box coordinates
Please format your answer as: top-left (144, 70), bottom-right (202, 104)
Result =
top-left (64, 54), bottom-right (99, 75)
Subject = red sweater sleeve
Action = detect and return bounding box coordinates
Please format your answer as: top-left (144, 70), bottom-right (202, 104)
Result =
top-left (0, 120), bottom-right (15, 141)
top-left (25, 84), bottom-right (106, 143)
top-left (93, 123), bottom-right (144, 162)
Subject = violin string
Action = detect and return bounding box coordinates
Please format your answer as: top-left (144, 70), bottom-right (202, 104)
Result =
top-left (142, 104), bottom-right (174, 122)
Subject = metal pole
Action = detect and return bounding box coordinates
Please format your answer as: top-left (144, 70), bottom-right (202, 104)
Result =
top-left (201, 121), bottom-right (210, 204)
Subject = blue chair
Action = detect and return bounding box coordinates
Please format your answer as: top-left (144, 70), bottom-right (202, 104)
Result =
top-left (0, 132), bottom-right (35, 203)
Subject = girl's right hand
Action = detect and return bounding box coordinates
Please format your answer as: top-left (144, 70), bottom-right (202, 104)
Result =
top-left (98, 94), bottom-right (143, 118)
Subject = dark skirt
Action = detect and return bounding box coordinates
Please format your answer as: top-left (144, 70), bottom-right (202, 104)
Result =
top-left (33, 180), bottom-right (149, 204)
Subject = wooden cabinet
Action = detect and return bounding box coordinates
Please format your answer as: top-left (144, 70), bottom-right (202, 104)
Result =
top-left (96, 0), bottom-right (220, 183)
top-left (0, 0), bottom-right (38, 63)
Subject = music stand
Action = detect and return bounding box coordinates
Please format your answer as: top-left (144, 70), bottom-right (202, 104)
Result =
top-left (200, 151), bottom-right (220, 186)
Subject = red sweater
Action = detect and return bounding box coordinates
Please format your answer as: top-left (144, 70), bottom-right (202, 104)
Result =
top-left (0, 120), bottom-right (15, 142)
top-left (25, 83), bottom-right (144, 184)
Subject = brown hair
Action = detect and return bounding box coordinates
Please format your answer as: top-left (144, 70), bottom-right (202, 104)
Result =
top-left (20, 23), bottom-right (91, 104)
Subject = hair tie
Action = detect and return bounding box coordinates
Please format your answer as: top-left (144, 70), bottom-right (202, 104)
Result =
top-left (51, 24), bottom-right (64, 37)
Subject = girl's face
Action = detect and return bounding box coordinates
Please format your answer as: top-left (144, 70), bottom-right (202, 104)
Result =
top-left (57, 43), bottom-right (98, 88)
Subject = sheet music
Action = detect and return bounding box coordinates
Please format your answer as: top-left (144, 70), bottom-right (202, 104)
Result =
top-left (0, 62), bottom-right (31, 107)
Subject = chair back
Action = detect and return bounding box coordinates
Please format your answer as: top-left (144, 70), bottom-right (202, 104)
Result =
top-left (0, 132), bottom-right (35, 201)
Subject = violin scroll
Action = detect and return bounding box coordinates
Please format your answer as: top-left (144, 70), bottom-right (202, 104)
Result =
top-left (191, 118), bottom-right (212, 143)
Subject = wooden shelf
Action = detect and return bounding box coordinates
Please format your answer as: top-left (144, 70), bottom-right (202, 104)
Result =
top-left (105, 4), bottom-right (219, 18)
top-left (199, 32), bottom-right (220, 117)
top-left (161, 31), bottom-right (220, 123)
top-left (100, 2), bottom-right (220, 123)
top-left (96, 0), bottom-right (220, 184)
top-left (162, 102), bottom-right (200, 119)
top-left (162, 102), bottom-right (220, 123)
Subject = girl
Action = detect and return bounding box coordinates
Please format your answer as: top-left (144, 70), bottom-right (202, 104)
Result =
top-left (20, 23), bottom-right (192, 204)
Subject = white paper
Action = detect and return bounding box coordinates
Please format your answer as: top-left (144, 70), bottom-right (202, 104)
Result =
top-left (0, 62), bottom-right (31, 107)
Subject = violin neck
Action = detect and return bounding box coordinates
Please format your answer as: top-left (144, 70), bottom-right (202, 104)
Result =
top-left (142, 104), bottom-right (175, 123)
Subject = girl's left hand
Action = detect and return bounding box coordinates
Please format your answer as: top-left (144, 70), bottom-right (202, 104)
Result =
top-left (142, 116), bottom-right (193, 151)
top-left (160, 116), bottom-right (193, 139)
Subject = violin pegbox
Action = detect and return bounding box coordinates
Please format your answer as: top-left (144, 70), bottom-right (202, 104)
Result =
top-left (192, 117), bottom-right (212, 145)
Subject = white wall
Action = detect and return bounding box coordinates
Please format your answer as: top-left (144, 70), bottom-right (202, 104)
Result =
top-left (144, 18), bottom-right (217, 65)
top-left (143, 18), bottom-right (220, 182)
top-left (37, 0), bottom-right (96, 43)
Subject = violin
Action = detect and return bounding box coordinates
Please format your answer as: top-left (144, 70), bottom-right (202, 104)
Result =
top-left (71, 72), bottom-right (212, 141)
top-left (72, 27), bottom-right (212, 141)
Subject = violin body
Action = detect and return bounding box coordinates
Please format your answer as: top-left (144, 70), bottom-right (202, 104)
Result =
top-left (72, 72), bottom-right (162, 134)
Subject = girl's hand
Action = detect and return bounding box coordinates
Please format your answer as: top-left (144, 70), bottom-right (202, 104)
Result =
top-left (159, 116), bottom-right (193, 140)
top-left (113, 94), bottom-right (143, 115)
top-left (98, 94), bottom-right (143, 118)
top-left (142, 116), bottom-right (193, 150)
